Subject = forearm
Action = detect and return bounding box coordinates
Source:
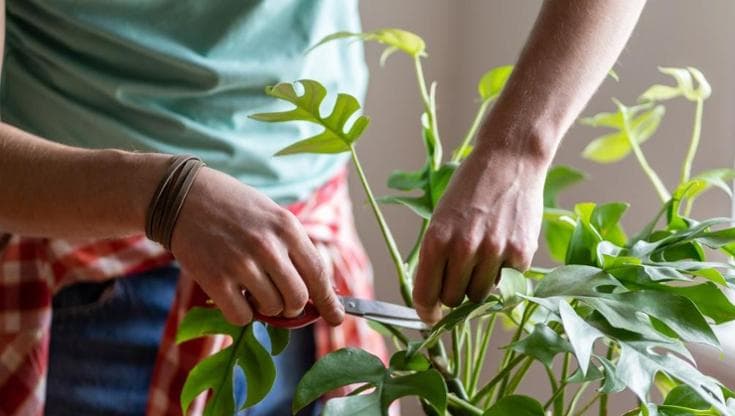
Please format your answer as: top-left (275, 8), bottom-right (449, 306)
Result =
top-left (477, 0), bottom-right (646, 163)
top-left (0, 122), bottom-right (168, 238)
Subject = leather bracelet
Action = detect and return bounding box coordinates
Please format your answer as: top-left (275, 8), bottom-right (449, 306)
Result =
top-left (145, 155), bottom-right (205, 250)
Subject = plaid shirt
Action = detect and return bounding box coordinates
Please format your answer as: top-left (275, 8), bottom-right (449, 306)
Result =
top-left (0, 168), bottom-right (388, 415)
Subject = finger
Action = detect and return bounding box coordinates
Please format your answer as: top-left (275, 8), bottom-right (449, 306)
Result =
top-left (263, 249), bottom-right (310, 319)
top-left (203, 280), bottom-right (253, 326)
top-left (440, 250), bottom-right (476, 307)
top-left (240, 258), bottom-right (283, 317)
top-left (504, 242), bottom-right (535, 272)
top-left (412, 237), bottom-right (447, 324)
top-left (288, 231), bottom-right (344, 326)
top-left (466, 256), bottom-right (502, 303)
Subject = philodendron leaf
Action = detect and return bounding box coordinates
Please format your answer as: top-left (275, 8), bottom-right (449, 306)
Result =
top-left (590, 202), bottom-right (629, 245)
top-left (498, 268), bottom-right (530, 309)
top-left (543, 165), bottom-right (586, 208)
top-left (249, 79), bottom-right (369, 155)
top-left (387, 166), bottom-right (428, 191)
top-left (308, 28), bottom-right (427, 64)
top-left (477, 65), bottom-right (513, 102)
top-left (581, 103), bottom-right (665, 163)
top-left (293, 348), bottom-right (447, 415)
top-left (559, 300), bottom-right (603, 375)
top-left (176, 308), bottom-right (287, 415)
top-left (482, 395), bottom-right (545, 416)
top-left (664, 384), bottom-right (711, 410)
top-left (640, 66), bottom-right (711, 102)
top-left (508, 323), bottom-right (572, 367)
top-left (376, 194), bottom-right (432, 219)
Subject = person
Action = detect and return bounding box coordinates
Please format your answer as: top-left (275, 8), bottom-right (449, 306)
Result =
top-left (0, 1), bottom-right (646, 415)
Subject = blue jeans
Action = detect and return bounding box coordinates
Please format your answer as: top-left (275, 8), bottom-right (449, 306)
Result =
top-left (45, 264), bottom-right (318, 416)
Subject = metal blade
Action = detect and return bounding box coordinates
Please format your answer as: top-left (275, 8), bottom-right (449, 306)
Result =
top-left (339, 296), bottom-right (429, 330)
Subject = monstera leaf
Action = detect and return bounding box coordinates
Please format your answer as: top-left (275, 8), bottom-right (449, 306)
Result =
top-left (293, 348), bottom-right (447, 415)
top-left (249, 79), bottom-right (369, 155)
top-left (176, 307), bottom-right (289, 416)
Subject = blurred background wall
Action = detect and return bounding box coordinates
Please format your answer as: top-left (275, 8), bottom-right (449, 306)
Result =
top-left (351, 0), bottom-right (735, 414)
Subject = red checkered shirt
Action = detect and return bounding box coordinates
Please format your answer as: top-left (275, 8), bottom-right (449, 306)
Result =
top-left (0, 168), bottom-right (388, 415)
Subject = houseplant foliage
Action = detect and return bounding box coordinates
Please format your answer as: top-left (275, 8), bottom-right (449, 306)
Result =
top-left (177, 28), bottom-right (735, 416)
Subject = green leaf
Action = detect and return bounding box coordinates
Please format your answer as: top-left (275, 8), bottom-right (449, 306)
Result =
top-left (664, 384), bottom-right (710, 410)
top-left (477, 65), bottom-right (513, 102)
top-left (509, 323), bottom-right (572, 367)
top-left (591, 202), bottom-right (629, 245)
top-left (640, 84), bottom-right (682, 102)
top-left (294, 348), bottom-right (447, 415)
top-left (543, 165), bottom-right (586, 208)
top-left (498, 268), bottom-right (530, 309)
top-left (482, 395), bottom-right (545, 416)
top-left (565, 219), bottom-right (603, 266)
top-left (389, 350), bottom-right (431, 372)
top-left (308, 28), bottom-right (427, 62)
top-left (428, 162), bottom-right (458, 206)
top-left (387, 166), bottom-right (428, 191)
top-left (660, 283), bottom-right (735, 324)
top-left (582, 105), bottom-right (665, 163)
top-left (267, 325), bottom-right (290, 355)
top-left (598, 355), bottom-right (627, 394)
top-left (249, 80), bottom-right (369, 155)
top-left (559, 300), bottom-right (604, 374)
top-left (177, 312), bottom-right (279, 415)
top-left (376, 194), bottom-right (432, 219)
top-left (640, 67), bottom-right (711, 102)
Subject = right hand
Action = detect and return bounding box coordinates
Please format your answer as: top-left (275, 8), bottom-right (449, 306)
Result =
top-left (170, 167), bottom-right (345, 326)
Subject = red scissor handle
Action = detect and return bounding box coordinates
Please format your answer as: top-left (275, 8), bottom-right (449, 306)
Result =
top-left (254, 301), bottom-right (322, 329)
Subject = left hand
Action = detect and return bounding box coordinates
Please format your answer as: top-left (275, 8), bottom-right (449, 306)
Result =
top-left (412, 143), bottom-right (548, 324)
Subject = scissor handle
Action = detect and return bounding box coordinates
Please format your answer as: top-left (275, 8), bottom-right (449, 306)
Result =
top-left (254, 301), bottom-right (321, 329)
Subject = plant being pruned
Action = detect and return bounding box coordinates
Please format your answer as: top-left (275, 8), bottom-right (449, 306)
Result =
top-left (177, 28), bottom-right (735, 416)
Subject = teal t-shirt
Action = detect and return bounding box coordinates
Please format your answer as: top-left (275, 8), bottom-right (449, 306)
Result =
top-left (1, 0), bottom-right (367, 204)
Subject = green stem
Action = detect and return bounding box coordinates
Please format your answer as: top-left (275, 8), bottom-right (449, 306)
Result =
top-left (544, 380), bottom-right (567, 410)
top-left (472, 354), bottom-right (527, 404)
top-left (462, 323), bottom-right (473, 388)
top-left (575, 394), bottom-right (603, 416)
top-left (620, 105), bottom-right (670, 202)
top-left (599, 345), bottom-right (614, 416)
top-left (680, 98), bottom-right (704, 184)
top-left (468, 315), bottom-right (496, 395)
top-left (452, 327), bottom-right (462, 377)
top-left (555, 353), bottom-right (570, 416)
top-left (505, 356), bottom-right (534, 395)
top-left (497, 304), bottom-right (535, 399)
top-left (452, 99), bottom-right (491, 163)
top-left (349, 148), bottom-right (412, 305)
top-left (406, 219), bottom-right (430, 277)
top-left (414, 57), bottom-right (443, 169)
top-left (565, 381), bottom-right (591, 416)
top-left (448, 394), bottom-right (483, 416)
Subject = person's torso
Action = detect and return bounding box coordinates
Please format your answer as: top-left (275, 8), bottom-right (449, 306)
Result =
top-left (1, 0), bottom-right (367, 204)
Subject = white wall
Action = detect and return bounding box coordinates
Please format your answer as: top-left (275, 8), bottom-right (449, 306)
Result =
top-left (353, 1), bottom-right (735, 414)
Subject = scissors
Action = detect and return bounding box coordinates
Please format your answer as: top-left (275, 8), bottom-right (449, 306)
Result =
top-left (254, 295), bottom-right (430, 330)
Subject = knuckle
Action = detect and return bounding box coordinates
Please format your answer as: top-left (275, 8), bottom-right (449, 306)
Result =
top-left (258, 302), bottom-right (283, 317)
top-left (450, 235), bottom-right (477, 256)
top-left (440, 291), bottom-right (464, 308)
top-left (284, 286), bottom-right (309, 310)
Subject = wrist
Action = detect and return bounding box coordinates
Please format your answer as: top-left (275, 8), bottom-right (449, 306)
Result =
top-left (473, 115), bottom-right (559, 171)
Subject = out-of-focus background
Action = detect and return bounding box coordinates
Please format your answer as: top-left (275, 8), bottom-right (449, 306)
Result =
top-left (350, 0), bottom-right (735, 414)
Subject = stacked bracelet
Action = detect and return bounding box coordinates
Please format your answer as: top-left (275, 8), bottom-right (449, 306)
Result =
top-left (145, 155), bottom-right (206, 250)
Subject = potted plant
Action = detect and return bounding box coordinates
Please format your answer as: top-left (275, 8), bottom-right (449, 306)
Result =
top-left (176, 29), bottom-right (735, 416)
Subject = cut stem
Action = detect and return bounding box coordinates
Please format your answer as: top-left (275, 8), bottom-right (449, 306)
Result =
top-left (350, 148), bottom-right (412, 305)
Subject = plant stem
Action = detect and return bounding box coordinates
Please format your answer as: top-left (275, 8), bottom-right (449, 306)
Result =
top-left (505, 356), bottom-right (534, 395)
top-left (575, 394), bottom-right (603, 416)
top-left (555, 353), bottom-right (570, 416)
top-left (497, 304), bottom-right (535, 399)
top-left (544, 380), bottom-right (567, 410)
top-left (468, 315), bottom-right (496, 395)
top-left (414, 57), bottom-right (443, 169)
top-left (599, 345), bottom-right (614, 416)
top-left (349, 148), bottom-right (412, 305)
top-left (619, 105), bottom-right (670, 202)
top-left (462, 323), bottom-right (473, 387)
top-left (452, 327), bottom-right (462, 377)
top-left (565, 381), bottom-right (591, 416)
top-left (452, 99), bottom-right (491, 163)
top-left (680, 98), bottom-right (704, 184)
top-left (405, 219), bottom-right (430, 277)
top-left (472, 354), bottom-right (527, 404)
top-left (448, 394), bottom-right (484, 416)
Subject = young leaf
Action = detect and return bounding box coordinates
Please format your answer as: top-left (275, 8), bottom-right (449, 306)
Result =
top-left (477, 65), bottom-right (513, 102)
top-left (177, 308), bottom-right (283, 415)
top-left (543, 165), bottom-right (586, 208)
top-left (640, 67), bottom-right (711, 102)
top-left (582, 104), bottom-right (665, 163)
top-left (308, 28), bottom-right (427, 63)
top-left (482, 395), bottom-right (545, 416)
top-left (249, 80), bottom-right (369, 155)
top-left (498, 268), bottom-right (530, 309)
top-left (293, 348), bottom-right (447, 415)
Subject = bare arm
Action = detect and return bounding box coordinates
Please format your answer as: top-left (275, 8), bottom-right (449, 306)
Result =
top-left (0, 2), bottom-right (343, 326)
top-left (413, 0), bottom-right (647, 323)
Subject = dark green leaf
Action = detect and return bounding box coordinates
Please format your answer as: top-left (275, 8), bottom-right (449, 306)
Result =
top-left (664, 384), bottom-right (710, 410)
top-left (322, 392), bottom-right (381, 416)
top-left (389, 350), bottom-right (430, 371)
top-left (267, 325), bottom-right (290, 355)
top-left (660, 283), bottom-right (735, 324)
top-left (591, 202), bottom-right (629, 245)
top-left (482, 395), bottom-right (545, 416)
top-left (382, 370), bottom-right (447, 413)
top-left (543, 165), bottom-right (586, 208)
top-left (509, 323), bottom-right (572, 367)
top-left (565, 220), bottom-right (603, 266)
top-left (559, 300), bottom-right (604, 374)
top-left (376, 194), bottom-right (432, 219)
top-left (428, 162), bottom-right (458, 206)
top-left (597, 355), bottom-right (627, 394)
top-left (387, 167), bottom-right (428, 191)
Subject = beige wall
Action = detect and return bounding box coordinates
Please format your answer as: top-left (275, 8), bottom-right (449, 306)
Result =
top-left (352, 1), bottom-right (735, 414)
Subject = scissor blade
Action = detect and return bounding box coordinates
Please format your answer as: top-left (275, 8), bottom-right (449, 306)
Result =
top-left (339, 296), bottom-right (429, 330)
